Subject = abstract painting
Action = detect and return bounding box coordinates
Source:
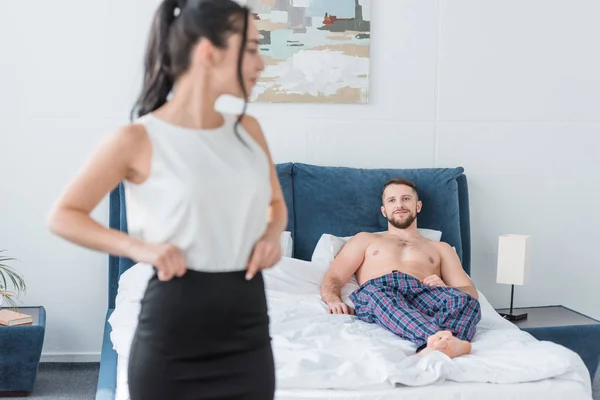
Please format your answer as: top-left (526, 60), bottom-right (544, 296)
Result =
top-left (240, 0), bottom-right (371, 104)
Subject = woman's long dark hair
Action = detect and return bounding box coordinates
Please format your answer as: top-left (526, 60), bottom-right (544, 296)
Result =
top-left (131, 0), bottom-right (251, 144)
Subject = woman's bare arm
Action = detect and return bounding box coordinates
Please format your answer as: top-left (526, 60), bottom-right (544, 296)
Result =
top-left (47, 124), bottom-right (151, 261)
top-left (242, 115), bottom-right (288, 238)
top-left (241, 115), bottom-right (288, 279)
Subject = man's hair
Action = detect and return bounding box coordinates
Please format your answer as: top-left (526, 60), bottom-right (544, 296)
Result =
top-left (381, 178), bottom-right (419, 203)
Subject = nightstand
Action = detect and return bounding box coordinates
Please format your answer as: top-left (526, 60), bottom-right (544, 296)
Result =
top-left (0, 306), bottom-right (46, 396)
top-left (496, 305), bottom-right (600, 380)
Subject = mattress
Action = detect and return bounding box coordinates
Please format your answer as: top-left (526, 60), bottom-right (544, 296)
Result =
top-left (109, 259), bottom-right (593, 400)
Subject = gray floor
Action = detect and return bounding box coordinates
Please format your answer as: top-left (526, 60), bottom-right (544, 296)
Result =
top-left (0, 363), bottom-right (99, 400)
top-left (0, 363), bottom-right (598, 399)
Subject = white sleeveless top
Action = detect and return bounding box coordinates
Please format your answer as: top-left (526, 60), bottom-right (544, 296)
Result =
top-left (123, 113), bottom-right (272, 272)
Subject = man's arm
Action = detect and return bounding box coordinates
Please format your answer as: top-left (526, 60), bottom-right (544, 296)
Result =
top-left (435, 242), bottom-right (479, 299)
top-left (320, 232), bottom-right (372, 314)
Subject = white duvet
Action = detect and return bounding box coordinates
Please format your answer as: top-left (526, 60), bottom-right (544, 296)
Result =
top-left (109, 258), bottom-right (592, 399)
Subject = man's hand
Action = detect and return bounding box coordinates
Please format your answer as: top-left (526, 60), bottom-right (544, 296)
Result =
top-left (422, 274), bottom-right (447, 287)
top-left (327, 300), bottom-right (355, 315)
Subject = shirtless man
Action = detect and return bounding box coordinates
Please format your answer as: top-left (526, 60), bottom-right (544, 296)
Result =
top-left (320, 178), bottom-right (482, 359)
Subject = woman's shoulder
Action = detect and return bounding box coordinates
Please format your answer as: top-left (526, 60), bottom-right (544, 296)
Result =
top-left (104, 120), bottom-right (151, 154)
top-left (118, 115), bottom-right (152, 138)
top-left (229, 113), bottom-right (262, 139)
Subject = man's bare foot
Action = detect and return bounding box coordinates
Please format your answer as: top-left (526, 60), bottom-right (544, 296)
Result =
top-left (427, 330), bottom-right (452, 348)
top-left (417, 347), bottom-right (433, 357)
top-left (417, 331), bottom-right (471, 359)
top-left (431, 335), bottom-right (472, 358)
top-left (416, 331), bottom-right (452, 357)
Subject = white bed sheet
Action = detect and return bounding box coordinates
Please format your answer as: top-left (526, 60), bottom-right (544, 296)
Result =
top-left (116, 353), bottom-right (591, 400)
top-left (109, 259), bottom-right (593, 400)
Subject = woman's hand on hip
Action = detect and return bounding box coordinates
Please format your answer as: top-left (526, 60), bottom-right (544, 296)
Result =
top-left (132, 242), bottom-right (187, 281)
top-left (246, 233), bottom-right (281, 280)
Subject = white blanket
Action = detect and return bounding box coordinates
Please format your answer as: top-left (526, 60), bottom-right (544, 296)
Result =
top-left (108, 259), bottom-right (592, 398)
top-left (267, 289), bottom-right (590, 390)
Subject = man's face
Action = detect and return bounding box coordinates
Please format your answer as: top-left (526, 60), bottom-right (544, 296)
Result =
top-left (381, 184), bottom-right (422, 229)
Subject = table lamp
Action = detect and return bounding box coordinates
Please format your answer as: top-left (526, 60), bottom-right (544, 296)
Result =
top-left (496, 234), bottom-right (531, 321)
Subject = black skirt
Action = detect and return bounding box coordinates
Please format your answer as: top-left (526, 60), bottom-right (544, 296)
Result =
top-left (127, 269), bottom-right (275, 400)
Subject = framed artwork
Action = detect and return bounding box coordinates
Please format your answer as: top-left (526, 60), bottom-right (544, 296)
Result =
top-left (241, 0), bottom-right (371, 104)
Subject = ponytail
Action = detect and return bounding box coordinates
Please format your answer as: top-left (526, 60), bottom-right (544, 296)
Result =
top-left (130, 0), bottom-right (179, 121)
top-left (234, 7), bottom-right (250, 147)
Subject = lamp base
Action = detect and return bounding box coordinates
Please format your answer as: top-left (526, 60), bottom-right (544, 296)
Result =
top-left (498, 311), bottom-right (528, 321)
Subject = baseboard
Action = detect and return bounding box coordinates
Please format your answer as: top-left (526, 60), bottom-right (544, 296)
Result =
top-left (40, 352), bottom-right (100, 363)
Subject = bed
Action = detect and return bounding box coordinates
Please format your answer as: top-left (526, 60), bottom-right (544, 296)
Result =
top-left (96, 162), bottom-right (593, 400)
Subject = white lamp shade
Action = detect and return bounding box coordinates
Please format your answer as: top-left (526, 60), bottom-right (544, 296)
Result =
top-left (496, 234), bottom-right (531, 286)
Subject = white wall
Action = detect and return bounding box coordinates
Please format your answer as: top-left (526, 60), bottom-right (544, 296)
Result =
top-left (1, 0), bottom-right (598, 361)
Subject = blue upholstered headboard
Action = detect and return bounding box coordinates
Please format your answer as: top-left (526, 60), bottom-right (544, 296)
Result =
top-left (107, 163), bottom-right (471, 309)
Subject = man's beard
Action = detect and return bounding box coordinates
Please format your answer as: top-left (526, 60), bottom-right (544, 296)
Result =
top-left (388, 210), bottom-right (416, 229)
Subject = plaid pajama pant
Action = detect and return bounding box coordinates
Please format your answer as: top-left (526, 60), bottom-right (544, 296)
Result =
top-left (349, 271), bottom-right (481, 351)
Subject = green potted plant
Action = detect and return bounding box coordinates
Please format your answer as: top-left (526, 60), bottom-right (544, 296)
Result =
top-left (0, 250), bottom-right (26, 309)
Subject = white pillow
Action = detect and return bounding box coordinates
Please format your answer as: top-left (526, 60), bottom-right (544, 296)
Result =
top-left (311, 234), bottom-right (348, 266)
top-left (311, 228), bottom-right (443, 265)
top-left (280, 231), bottom-right (293, 258)
top-left (263, 257), bottom-right (359, 304)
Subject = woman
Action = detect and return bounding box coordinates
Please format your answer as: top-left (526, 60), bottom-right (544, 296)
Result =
top-left (48, 0), bottom-right (287, 398)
